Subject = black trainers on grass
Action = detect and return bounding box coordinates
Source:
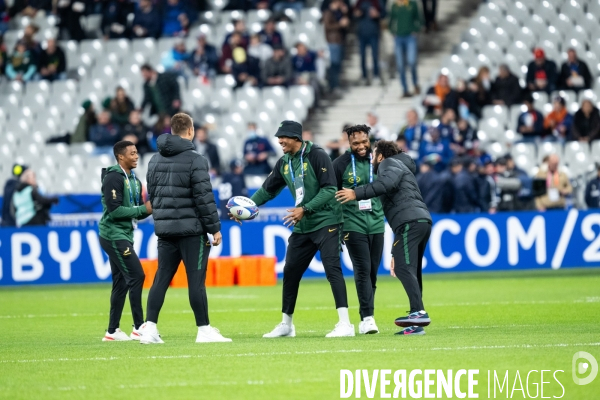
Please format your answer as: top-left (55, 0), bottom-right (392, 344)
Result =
top-left (395, 311), bottom-right (431, 327)
top-left (395, 326), bottom-right (425, 336)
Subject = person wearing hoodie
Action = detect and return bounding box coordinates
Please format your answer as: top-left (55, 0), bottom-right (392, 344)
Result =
top-left (99, 141), bottom-right (152, 342)
top-left (2, 164), bottom-right (27, 227)
top-left (142, 113), bottom-right (230, 344)
top-left (11, 168), bottom-right (58, 227)
top-left (332, 124), bottom-right (385, 335)
top-left (450, 158), bottom-right (480, 213)
top-left (232, 120), bottom-right (353, 338)
top-left (336, 140), bottom-right (432, 336)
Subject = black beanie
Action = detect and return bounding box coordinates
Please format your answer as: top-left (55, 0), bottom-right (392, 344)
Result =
top-left (274, 120), bottom-right (302, 141)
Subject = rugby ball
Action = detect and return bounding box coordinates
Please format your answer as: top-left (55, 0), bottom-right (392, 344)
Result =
top-left (226, 196), bottom-right (259, 220)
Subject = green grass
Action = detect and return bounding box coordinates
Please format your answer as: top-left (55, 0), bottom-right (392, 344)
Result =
top-left (1, 269), bottom-right (599, 399)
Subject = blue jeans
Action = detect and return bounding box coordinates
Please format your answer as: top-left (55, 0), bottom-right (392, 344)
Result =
top-left (328, 43), bottom-right (343, 89)
top-left (394, 35), bottom-right (418, 92)
top-left (358, 35), bottom-right (379, 79)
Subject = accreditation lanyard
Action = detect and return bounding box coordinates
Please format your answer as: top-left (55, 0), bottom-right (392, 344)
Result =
top-left (288, 143), bottom-right (307, 184)
top-left (351, 153), bottom-right (373, 187)
top-left (120, 166), bottom-right (139, 206)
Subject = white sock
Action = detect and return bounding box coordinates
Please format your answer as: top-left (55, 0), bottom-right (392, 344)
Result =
top-left (282, 313), bottom-right (293, 325)
top-left (198, 325), bottom-right (211, 332)
top-left (337, 307), bottom-right (350, 324)
top-left (145, 321), bottom-right (157, 331)
top-left (363, 315), bottom-right (374, 322)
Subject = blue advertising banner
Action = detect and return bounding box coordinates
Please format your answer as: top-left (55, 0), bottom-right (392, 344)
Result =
top-left (1, 209), bottom-right (599, 286)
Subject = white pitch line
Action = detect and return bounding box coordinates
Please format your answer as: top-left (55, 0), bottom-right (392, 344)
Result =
top-left (2, 343), bottom-right (599, 365)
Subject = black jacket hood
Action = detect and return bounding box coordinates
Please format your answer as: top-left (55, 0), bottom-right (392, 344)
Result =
top-left (392, 152), bottom-right (417, 175)
top-left (157, 134), bottom-right (196, 157)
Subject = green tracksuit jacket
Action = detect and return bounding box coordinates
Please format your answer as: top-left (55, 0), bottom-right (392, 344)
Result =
top-left (389, 0), bottom-right (422, 37)
top-left (99, 164), bottom-right (150, 243)
top-left (251, 141), bottom-right (342, 234)
top-left (333, 150), bottom-right (385, 235)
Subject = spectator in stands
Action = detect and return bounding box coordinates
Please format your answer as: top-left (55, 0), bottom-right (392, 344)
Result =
top-left (90, 111), bottom-right (121, 153)
top-left (421, 0), bottom-right (436, 32)
top-left (6, 41), bottom-right (36, 82)
top-left (493, 157), bottom-right (523, 211)
top-left (0, 37), bottom-right (7, 78)
top-left (1, 164), bottom-right (27, 227)
top-left (491, 64), bottom-right (522, 107)
top-left (389, 0), bottom-right (422, 98)
top-left (272, 0), bottom-right (305, 13)
top-left (220, 32), bottom-right (244, 74)
top-left (243, 122), bottom-right (275, 175)
top-left (292, 42), bottom-right (318, 85)
top-left (162, 0), bottom-right (193, 37)
top-left (11, 168), bottom-right (58, 227)
top-left (140, 64), bottom-right (181, 117)
top-left (366, 110), bottom-right (391, 141)
top-left (109, 87), bottom-right (135, 126)
top-left (423, 74), bottom-right (459, 119)
top-left (453, 118), bottom-right (477, 155)
top-left (477, 160), bottom-right (497, 213)
top-left (37, 38), bottom-right (66, 82)
top-left (0, 1), bottom-right (7, 35)
top-left (450, 158), bottom-right (480, 213)
top-left (101, 0), bottom-right (133, 39)
top-left (526, 48), bottom-right (557, 95)
top-left (585, 163), bottom-right (600, 209)
top-left (417, 160), bottom-right (453, 213)
top-left (437, 108), bottom-right (458, 143)
top-left (121, 110), bottom-right (151, 155)
top-left (572, 99), bottom-right (600, 143)
top-left (232, 47), bottom-right (260, 88)
top-left (517, 94), bottom-right (545, 142)
top-left (534, 154), bottom-right (572, 211)
top-left (326, 123), bottom-right (351, 160)
top-left (224, 19), bottom-right (249, 48)
top-left (132, 0), bottom-right (162, 39)
top-left (544, 96), bottom-right (573, 142)
top-left (419, 127), bottom-right (452, 171)
top-left (194, 126), bottom-right (221, 176)
top-left (218, 159), bottom-right (248, 220)
top-left (71, 100), bottom-right (96, 144)
top-left (469, 67), bottom-right (492, 118)
top-left (188, 33), bottom-right (218, 82)
top-left (247, 33), bottom-right (273, 63)
top-left (21, 23), bottom-right (40, 55)
top-left (161, 39), bottom-right (190, 78)
top-left (323, 0), bottom-right (349, 96)
top-left (259, 18), bottom-right (284, 48)
top-left (262, 45), bottom-right (292, 87)
top-left (398, 108), bottom-right (426, 152)
top-left (56, 0), bottom-right (85, 41)
top-left (558, 48), bottom-right (592, 92)
top-left (8, 0), bottom-right (50, 18)
top-left (150, 114), bottom-right (171, 151)
top-left (354, 0), bottom-right (384, 86)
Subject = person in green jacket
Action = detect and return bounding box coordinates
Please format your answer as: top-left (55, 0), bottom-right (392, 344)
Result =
top-left (99, 140), bottom-right (152, 342)
top-left (333, 124), bottom-right (385, 335)
top-left (389, 0), bottom-right (422, 97)
top-left (232, 121), bottom-right (353, 338)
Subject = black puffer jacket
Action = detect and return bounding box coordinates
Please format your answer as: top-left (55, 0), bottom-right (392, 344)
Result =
top-left (147, 134), bottom-right (220, 237)
top-left (355, 152), bottom-right (431, 233)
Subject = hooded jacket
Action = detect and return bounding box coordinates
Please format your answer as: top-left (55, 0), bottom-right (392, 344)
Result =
top-left (354, 152), bottom-right (431, 233)
top-left (99, 164), bottom-right (149, 242)
top-left (147, 134), bottom-right (220, 237)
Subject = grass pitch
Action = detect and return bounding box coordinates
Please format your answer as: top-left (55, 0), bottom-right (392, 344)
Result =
top-left (1, 269), bottom-right (599, 400)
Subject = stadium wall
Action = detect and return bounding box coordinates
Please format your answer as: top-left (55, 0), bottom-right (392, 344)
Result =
top-left (1, 210), bottom-right (599, 286)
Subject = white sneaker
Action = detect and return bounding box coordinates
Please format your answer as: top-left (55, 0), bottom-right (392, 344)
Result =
top-left (130, 325), bottom-right (142, 341)
top-left (358, 317), bottom-right (379, 335)
top-left (263, 322), bottom-right (296, 338)
top-left (326, 321), bottom-right (355, 337)
top-left (102, 328), bottom-right (133, 342)
top-left (196, 325), bottom-right (232, 343)
top-left (139, 324), bottom-right (164, 344)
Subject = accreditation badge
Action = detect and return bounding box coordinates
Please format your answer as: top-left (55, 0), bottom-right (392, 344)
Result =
top-left (132, 219), bottom-right (138, 229)
top-left (294, 176), bottom-right (305, 207)
top-left (358, 199), bottom-right (372, 211)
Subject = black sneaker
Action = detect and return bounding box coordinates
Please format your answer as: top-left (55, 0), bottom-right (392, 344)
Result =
top-left (395, 311), bottom-right (431, 327)
top-left (395, 326), bottom-right (425, 336)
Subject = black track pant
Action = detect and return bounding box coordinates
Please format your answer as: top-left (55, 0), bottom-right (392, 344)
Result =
top-left (146, 235), bottom-right (211, 326)
top-left (100, 237), bottom-right (145, 331)
top-left (344, 232), bottom-right (384, 319)
top-left (391, 220), bottom-right (432, 313)
top-left (282, 225), bottom-right (348, 315)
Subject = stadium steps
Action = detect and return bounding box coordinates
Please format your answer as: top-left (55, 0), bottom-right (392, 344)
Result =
top-left (307, 0), bottom-right (481, 142)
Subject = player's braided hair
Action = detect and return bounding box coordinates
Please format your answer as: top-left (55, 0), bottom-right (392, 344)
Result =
top-left (374, 140), bottom-right (400, 159)
top-left (345, 124), bottom-right (371, 138)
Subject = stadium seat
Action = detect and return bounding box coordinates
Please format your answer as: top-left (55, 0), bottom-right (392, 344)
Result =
top-left (210, 87), bottom-right (234, 110)
top-left (79, 39), bottom-right (105, 60)
top-left (482, 105), bottom-right (509, 125)
top-left (478, 118), bottom-right (505, 142)
top-left (235, 86), bottom-right (261, 105)
top-left (538, 141), bottom-right (563, 164)
top-left (510, 104), bottom-right (527, 130)
top-left (487, 28), bottom-right (512, 50)
top-left (524, 14), bottom-right (546, 37)
top-left (484, 141), bottom-right (508, 160)
top-left (536, 2), bottom-right (558, 23)
top-left (560, 1), bottom-right (586, 22)
top-left (231, 100), bottom-right (255, 123)
top-left (288, 85), bottom-right (315, 108)
top-left (514, 27), bottom-right (537, 49)
top-left (506, 1), bottom-right (533, 25)
top-left (532, 91), bottom-right (549, 111)
top-left (507, 41), bottom-right (534, 63)
top-left (247, 9), bottom-right (271, 25)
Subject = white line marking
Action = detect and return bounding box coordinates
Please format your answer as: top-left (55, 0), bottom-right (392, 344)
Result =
top-left (551, 208), bottom-right (579, 269)
top-left (2, 343), bottom-right (599, 364)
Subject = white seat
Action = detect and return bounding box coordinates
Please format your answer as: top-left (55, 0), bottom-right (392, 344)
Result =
top-left (26, 81), bottom-right (52, 97)
top-left (213, 74), bottom-right (237, 91)
top-left (262, 86), bottom-right (287, 104)
top-left (157, 37), bottom-right (180, 55)
top-left (70, 142), bottom-right (96, 157)
top-left (300, 7), bottom-right (321, 24)
top-left (477, 118), bottom-right (505, 142)
top-left (532, 91), bottom-right (549, 110)
top-left (538, 141), bottom-right (563, 163)
top-left (44, 143), bottom-right (70, 159)
top-left (560, 2), bottom-right (585, 22)
top-left (52, 79), bottom-right (78, 97)
top-left (289, 85), bottom-right (315, 108)
top-left (210, 87), bottom-right (233, 110)
top-left (510, 104), bottom-right (528, 131)
top-left (507, 41), bottom-right (533, 63)
top-left (235, 86), bottom-right (261, 105)
top-left (506, 2), bottom-right (533, 25)
top-left (591, 140), bottom-right (600, 163)
top-left (552, 90), bottom-right (577, 104)
top-left (79, 39), bottom-right (105, 59)
top-left (578, 89), bottom-right (598, 103)
top-left (487, 28), bottom-right (512, 50)
top-left (484, 141), bottom-right (508, 160)
top-left (469, 17), bottom-right (496, 39)
top-left (550, 14), bottom-right (573, 37)
top-left (524, 15), bottom-right (546, 37)
top-left (230, 100), bottom-right (255, 123)
top-left (104, 39), bottom-right (131, 58)
top-left (513, 27), bottom-right (537, 49)
top-left (482, 105), bottom-right (509, 125)
top-left (131, 38), bottom-right (157, 57)
top-left (536, 2), bottom-right (558, 23)
top-left (23, 91), bottom-right (47, 110)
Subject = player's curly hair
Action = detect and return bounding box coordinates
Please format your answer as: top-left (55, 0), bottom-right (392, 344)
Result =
top-left (374, 140), bottom-right (400, 159)
top-left (345, 124), bottom-right (371, 138)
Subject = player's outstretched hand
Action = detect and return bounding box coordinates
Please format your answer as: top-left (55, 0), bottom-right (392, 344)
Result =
top-left (144, 200), bottom-right (153, 214)
top-left (212, 232), bottom-right (222, 246)
top-left (228, 213), bottom-right (243, 225)
top-left (283, 207), bottom-right (304, 228)
top-left (335, 188), bottom-right (356, 204)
